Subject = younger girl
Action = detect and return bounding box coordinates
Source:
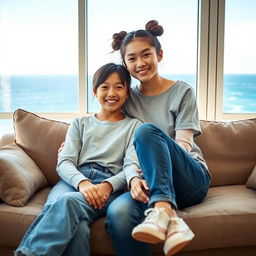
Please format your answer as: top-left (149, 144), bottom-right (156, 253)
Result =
top-left (106, 20), bottom-right (211, 256)
top-left (15, 63), bottom-right (141, 256)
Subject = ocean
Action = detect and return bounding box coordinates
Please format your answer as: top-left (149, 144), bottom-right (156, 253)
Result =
top-left (0, 74), bottom-right (256, 114)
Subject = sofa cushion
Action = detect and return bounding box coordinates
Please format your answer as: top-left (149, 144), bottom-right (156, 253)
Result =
top-left (0, 144), bottom-right (48, 206)
top-left (13, 109), bottom-right (69, 186)
top-left (196, 119), bottom-right (256, 186)
top-left (90, 185), bottom-right (256, 254)
top-left (177, 185), bottom-right (256, 251)
top-left (246, 165), bottom-right (256, 190)
top-left (0, 187), bottom-right (51, 248)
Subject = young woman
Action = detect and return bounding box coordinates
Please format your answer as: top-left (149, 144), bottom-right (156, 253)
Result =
top-left (106, 20), bottom-right (211, 256)
top-left (15, 63), bottom-right (142, 256)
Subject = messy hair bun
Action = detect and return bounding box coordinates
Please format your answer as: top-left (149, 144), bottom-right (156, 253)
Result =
top-left (111, 31), bottom-right (127, 51)
top-left (145, 20), bottom-right (164, 37)
top-left (111, 20), bottom-right (164, 60)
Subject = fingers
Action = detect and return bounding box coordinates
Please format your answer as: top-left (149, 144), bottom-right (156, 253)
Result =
top-left (79, 182), bottom-right (107, 209)
top-left (136, 169), bottom-right (142, 174)
top-left (131, 179), bottom-right (149, 203)
top-left (57, 142), bottom-right (65, 154)
top-left (136, 169), bottom-right (144, 178)
top-left (141, 179), bottom-right (149, 191)
top-left (84, 189), bottom-right (103, 209)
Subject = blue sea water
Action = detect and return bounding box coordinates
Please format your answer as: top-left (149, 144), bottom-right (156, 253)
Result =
top-left (0, 74), bottom-right (256, 114)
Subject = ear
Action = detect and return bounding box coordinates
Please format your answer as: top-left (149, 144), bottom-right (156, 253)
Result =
top-left (157, 49), bottom-right (163, 62)
top-left (93, 89), bottom-right (98, 97)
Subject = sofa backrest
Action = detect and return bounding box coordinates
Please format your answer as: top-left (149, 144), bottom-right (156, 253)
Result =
top-left (195, 119), bottom-right (256, 187)
top-left (1, 109), bottom-right (256, 188)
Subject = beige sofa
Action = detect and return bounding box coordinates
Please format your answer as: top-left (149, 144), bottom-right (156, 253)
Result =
top-left (0, 109), bottom-right (256, 256)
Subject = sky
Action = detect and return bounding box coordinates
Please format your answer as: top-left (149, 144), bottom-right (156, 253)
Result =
top-left (0, 0), bottom-right (78, 75)
top-left (0, 0), bottom-right (255, 75)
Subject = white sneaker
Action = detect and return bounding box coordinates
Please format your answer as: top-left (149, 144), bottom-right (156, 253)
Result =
top-left (163, 217), bottom-right (195, 256)
top-left (132, 208), bottom-right (169, 243)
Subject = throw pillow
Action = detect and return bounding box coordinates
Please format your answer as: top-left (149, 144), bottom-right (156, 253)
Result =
top-left (13, 109), bottom-right (69, 186)
top-left (246, 165), bottom-right (256, 189)
top-left (0, 143), bottom-right (48, 206)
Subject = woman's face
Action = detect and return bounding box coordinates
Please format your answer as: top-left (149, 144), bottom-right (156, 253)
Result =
top-left (124, 38), bottom-right (163, 83)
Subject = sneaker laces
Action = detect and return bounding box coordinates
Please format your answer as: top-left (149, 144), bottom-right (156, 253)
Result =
top-left (144, 207), bottom-right (167, 222)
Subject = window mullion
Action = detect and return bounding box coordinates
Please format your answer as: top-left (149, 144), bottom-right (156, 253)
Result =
top-left (78, 0), bottom-right (87, 115)
top-left (206, 0), bottom-right (219, 120)
top-left (197, 0), bottom-right (210, 120)
top-left (215, 0), bottom-right (225, 120)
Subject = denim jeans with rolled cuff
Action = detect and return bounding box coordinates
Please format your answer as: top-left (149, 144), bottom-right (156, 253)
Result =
top-left (106, 123), bottom-right (210, 256)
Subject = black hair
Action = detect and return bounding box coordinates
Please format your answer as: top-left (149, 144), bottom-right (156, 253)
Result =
top-left (111, 20), bottom-right (164, 63)
top-left (93, 63), bottom-right (131, 93)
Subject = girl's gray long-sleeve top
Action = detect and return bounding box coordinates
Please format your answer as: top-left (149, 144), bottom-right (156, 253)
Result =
top-left (57, 115), bottom-right (142, 192)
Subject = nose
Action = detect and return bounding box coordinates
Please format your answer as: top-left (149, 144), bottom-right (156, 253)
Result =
top-left (108, 87), bottom-right (117, 96)
top-left (137, 57), bottom-right (146, 67)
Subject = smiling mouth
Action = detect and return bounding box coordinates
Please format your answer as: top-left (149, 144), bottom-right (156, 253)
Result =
top-left (137, 68), bottom-right (149, 75)
top-left (105, 99), bottom-right (118, 104)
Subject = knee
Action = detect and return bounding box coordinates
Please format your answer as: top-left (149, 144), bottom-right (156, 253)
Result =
top-left (106, 194), bottom-right (137, 233)
top-left (134, 123), bottom-right (158, 144)
top-left (107, 199), bottom-right (131, 225)
top-left (57, 192), bottom-right (80, 208)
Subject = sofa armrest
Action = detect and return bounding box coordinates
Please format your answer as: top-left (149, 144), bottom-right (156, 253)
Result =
top-left (0, 133), bottom-right (15, 147)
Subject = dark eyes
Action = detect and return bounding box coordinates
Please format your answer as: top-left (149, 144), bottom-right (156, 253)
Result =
top-left (128, 57), bottom-right (135, 62)
top-left (127, 52), bottom-right (151, 62)
top-left (99, 85), bottom-right (125, 90)
top-left (116, 85), bottom-right (125, 89)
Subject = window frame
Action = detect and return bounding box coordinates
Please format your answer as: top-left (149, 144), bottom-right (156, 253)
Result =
top-left (200, 0), bottom-right (256, 121)
top-left (0, 0), bottom-right (255, 123)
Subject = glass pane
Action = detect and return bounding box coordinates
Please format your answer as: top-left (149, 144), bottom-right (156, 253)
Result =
top-left (0, 119), bottom-right (13, 139)
top-left (0, 0), bottom-right (78, 113)
top-left (88, 0), bottom-right (198, 112)
top-left (223, 0), bottom-right (256, 113)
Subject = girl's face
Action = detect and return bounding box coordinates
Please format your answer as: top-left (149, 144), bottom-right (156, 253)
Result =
top-left (124, 39), bottom-right (163, 83)
top-left (94, 72), bottom-right (129, 115)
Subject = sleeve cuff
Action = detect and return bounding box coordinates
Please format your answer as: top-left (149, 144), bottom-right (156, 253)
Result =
top-left (125, 166), bottom-right (141, 189)
top-left (71, 173), bottom-right (89, 189)
top-left (103, 176), bottom-right (126, 193)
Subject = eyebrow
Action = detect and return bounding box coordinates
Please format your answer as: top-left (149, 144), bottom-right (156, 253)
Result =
top-left (126, 48), bottom-right (151, 57)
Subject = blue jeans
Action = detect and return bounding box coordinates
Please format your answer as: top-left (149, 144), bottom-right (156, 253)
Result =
top-left (15, 163), bottom-right (123, 256)
top-left (106, 123), bottom-right (211, 256)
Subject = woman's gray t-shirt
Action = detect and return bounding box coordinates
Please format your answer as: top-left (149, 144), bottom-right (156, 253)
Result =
top-left (123, 80), bottom-right (208, 170)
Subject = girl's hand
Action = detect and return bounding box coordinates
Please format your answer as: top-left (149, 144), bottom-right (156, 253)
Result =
top-left (130, 177), bottom-right (149, 203)
top-left (96, 182), bottom-right (113, 204)
top-left (58, 142), bottom-right (65, 154)
top-left (78, 180), bottom-right (112, 209)
top-left (136, 169), bottom-right (144, 178)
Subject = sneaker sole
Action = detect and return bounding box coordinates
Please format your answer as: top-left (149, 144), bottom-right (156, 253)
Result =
top-left (132, 225), bottom-right (166, 244)
top-left (164, 231), bottom-right (195, 256)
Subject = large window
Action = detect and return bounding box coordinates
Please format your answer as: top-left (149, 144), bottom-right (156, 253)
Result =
top-left (88, 0), bottom-right (198, 112)
top-left (1, 0), bottom-right (256, 138)
top-left (0, 0), bottom-right (78, 113)
top-left (223, 0), bottom-right (256, 114)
